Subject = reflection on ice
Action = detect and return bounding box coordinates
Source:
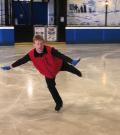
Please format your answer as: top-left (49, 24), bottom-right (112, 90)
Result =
top-left (27, 77), bottom-right (33, 99)
top-left (102, 72), bottom-right (107, 86)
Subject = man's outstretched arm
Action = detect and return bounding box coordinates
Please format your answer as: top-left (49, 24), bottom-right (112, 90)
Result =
top-left (51, 48), bottom-right (80, 66)
top-left (1, 54), bottom-right (31, 70)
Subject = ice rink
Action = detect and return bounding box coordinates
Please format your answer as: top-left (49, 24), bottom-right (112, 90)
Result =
top-left (0, 44), bottom-right (120, 135)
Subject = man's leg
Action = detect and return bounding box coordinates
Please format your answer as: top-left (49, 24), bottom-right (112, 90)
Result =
top-left (61, 61), bottom-right (82, 77)
top-left (45, 77), bottom-right (63, 111)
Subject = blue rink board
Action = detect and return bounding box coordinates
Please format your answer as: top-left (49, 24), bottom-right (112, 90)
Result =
top-left (66, 27), bottom-right (120, 44)
top-left (0, 27), bottom-right (14, 46)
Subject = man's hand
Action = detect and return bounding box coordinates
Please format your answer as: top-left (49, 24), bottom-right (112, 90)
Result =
top-left (1, 66), bottom-right (11, 71)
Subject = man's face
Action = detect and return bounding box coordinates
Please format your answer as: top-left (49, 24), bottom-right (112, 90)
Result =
top-left (33, 40), bottom-right (44, 51)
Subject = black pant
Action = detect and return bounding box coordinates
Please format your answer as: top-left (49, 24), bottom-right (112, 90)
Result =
top-left (60, 61), bottom-right (82, 77)
top-left (45, 62), bottom-right (82, 105)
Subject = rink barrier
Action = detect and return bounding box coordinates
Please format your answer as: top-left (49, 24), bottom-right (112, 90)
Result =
top-left (0, 27), bottom-right (14, 46)
top-left (66, 27), bottom-right (120, 44)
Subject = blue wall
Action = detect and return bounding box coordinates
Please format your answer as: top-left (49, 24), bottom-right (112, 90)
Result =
top-left (12, 1), bottom-right (30, 25)
top-left (32, 2), bottom-right (48, 25)
top-left (66, 27), bottom-right (120, 44)
top-left (12, 1), bottom-right (48, 25)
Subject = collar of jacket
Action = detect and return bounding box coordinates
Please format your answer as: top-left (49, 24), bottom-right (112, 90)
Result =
top-left (34, 46), bottom-right (47, 57)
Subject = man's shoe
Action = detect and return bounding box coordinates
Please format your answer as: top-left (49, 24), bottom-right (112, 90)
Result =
top-left (71, 58), bottom-right (80, 66)
top-left (79, 71), bottom-right (82, 77)
top-left (55, 103), bottom-right (63, 111)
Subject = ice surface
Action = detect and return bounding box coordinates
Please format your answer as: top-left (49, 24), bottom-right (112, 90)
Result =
top-left (0, 44), bottom-right (120, 135)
